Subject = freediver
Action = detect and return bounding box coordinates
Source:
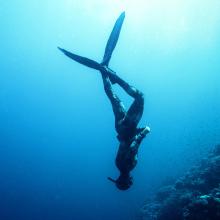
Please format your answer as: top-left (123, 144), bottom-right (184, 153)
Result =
top-left (58, 12), bottom-right (150, 190)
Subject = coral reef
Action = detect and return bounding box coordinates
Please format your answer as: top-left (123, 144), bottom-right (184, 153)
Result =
top-left (140, 145), bottom-right (220, 220)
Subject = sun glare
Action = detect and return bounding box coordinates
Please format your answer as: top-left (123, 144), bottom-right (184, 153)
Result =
top-left (115, 0), bottom-right (149, 16)
top-left (102, 0), bottom-right (152, 26)
top-left (63, 0), bottom-right (220, 54)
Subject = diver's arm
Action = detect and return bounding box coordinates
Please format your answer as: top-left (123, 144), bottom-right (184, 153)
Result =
top-left (131, 126), bottom-right (150, 151)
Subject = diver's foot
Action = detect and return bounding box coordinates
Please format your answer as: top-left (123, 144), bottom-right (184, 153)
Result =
top-left (101, 66), bottom-right (117, 84)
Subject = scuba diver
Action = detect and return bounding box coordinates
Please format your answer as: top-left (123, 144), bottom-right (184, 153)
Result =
top-left (58, 12), bottom-right (150, 190)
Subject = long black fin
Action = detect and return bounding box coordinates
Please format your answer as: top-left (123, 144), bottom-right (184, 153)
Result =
top-left (102, 12), bottom-right (125, 66)
top-left (58, 47), bottom-right (101, 70)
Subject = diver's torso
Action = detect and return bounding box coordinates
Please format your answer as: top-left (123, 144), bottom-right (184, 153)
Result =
top-left (115, 142), bottom-right (137, 173)
top-left (115, 117), bottom-right (137, 141)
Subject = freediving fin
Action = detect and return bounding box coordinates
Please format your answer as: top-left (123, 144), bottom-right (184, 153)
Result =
top-left (58, 47), bottom-right (101, 70)
top-left (102, 11), bottom-right (125, 66)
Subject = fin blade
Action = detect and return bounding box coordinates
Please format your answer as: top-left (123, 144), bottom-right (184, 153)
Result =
top-left (58, 47), bottom-right (101, 70)
top-left (102, 12), bottom-right (125, 66)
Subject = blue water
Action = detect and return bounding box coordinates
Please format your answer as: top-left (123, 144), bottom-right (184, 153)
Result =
top-left (1, 1), bottom-right (220, 220)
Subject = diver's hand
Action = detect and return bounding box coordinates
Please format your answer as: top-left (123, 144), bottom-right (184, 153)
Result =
top-left (131, 126), bottom-right (150, 149)
top-left (142, 126), bottom-right (150, 136)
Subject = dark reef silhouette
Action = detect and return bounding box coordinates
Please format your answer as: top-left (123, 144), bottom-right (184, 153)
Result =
top-left (140, 144), bottom-right (220, 220)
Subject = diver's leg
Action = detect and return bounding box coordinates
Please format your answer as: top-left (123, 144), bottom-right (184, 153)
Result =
top-left (124, 90), bottom-right (144, 128)
top-left (102, 68), bottom-right (144, 127)
top-left (101, 73), bottom-right (126, 123)
top-left (104, 69), bottom-right (145, 127)
top-left (103, 67), bottom-right (141, 99)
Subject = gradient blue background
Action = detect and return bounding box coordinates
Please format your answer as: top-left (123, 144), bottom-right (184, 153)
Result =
top-left (0, 0), bottom-right (220, 219)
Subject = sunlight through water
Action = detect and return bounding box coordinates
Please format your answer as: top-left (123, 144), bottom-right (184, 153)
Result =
top-left (60, 0), bottom-right (220, 55)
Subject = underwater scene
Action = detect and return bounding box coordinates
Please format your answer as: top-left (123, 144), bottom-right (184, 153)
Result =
top-left (1, 0), bottom-right (220, 219)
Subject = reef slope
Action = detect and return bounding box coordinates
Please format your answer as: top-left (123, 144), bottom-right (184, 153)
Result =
top-left (140, 145), bottom-right (220, 220)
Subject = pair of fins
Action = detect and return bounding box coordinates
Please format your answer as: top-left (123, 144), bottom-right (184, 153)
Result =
top-left (58, 12), bottom-right (125, 77)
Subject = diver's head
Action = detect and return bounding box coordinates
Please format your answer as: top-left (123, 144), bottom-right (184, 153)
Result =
top-left (116, 173), bottom-right (133, 190)
top-left (108, 173), bottom-right (133, 190)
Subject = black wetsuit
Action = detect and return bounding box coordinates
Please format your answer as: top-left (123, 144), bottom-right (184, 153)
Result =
top-left (101, 70), bottom-right (148, 176)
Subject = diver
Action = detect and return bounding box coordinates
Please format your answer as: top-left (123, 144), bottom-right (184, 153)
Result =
top-left (58, 11), bottom-right (150, 190)
top-left (101, 68), bottom-right (150, 190)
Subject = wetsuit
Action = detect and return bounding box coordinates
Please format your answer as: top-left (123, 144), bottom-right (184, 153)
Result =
top-left (101, 70), bottom-right (148, 176)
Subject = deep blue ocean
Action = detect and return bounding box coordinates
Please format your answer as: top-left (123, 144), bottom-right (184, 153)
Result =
top-left (1, 1), bottom-right (220, 220)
